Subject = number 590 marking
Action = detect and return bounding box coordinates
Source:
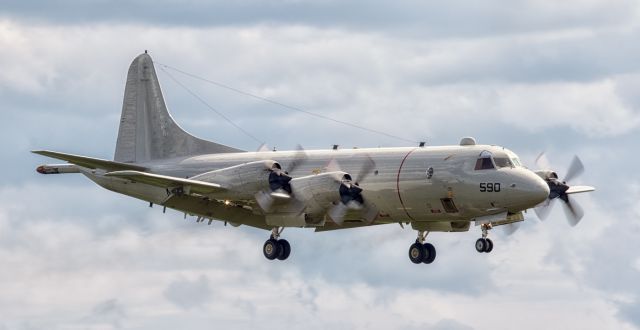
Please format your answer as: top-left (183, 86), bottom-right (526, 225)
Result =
top-left (480, 182), bottom-right (501, 192)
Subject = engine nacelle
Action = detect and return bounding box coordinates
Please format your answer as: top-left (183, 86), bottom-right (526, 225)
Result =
top-left (289, 171), bottom-right (347, 214)
top-left (191, 160), bottom-right (279, 199)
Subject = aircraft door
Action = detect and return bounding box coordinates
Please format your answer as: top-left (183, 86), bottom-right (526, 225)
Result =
top-left (396, 150), bottom-right (454, 220)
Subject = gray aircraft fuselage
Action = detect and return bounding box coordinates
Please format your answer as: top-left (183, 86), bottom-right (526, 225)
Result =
top-left (84, 144), bottom-right (549, 229)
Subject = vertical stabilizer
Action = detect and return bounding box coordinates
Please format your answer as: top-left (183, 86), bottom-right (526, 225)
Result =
top-left (114, 53), bottom-right (242, 163)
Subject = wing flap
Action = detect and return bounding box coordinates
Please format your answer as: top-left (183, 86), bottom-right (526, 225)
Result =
top-left (32, 150), bottom-right (147, 172)
top-left (105, 170), bottom-right (225, 195)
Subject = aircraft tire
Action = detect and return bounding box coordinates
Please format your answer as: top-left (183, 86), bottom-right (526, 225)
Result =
top-left (484, 238), bottom-right (493, 253)
top-left (423, 243), bottom-right (436, 264)
top-left (276, 239), bottom-right (291, 260)
top-left (475, 238), bottom-right (487, 253)
top-left (263, 239), bottom-right (281, 260)
top-left (408, 242), bottom-right (425, 264)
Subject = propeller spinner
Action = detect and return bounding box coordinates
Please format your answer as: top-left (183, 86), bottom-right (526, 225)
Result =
top-left (327, 155), bottom-right (378, 225)
top-left (255, 145), bottom-right (308, 211)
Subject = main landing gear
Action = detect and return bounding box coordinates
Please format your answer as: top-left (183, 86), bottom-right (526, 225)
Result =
top-left (408, 230), bottom-right (436, 264)
top-left (263, 227), bottom-right (291, 261)
top-left (475, 223), bottom-right (494, 253)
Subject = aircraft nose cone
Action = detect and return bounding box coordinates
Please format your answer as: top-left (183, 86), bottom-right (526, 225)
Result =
top-left (531, 175), bottom-right (550, 204)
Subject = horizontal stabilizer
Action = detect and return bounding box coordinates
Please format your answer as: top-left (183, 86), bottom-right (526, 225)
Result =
top-left (105, 170), bottom-right (225, 195)
top-left (566, 185), bottom-right (595, 194)
top-left (32, 150), bottom-right (147, 172)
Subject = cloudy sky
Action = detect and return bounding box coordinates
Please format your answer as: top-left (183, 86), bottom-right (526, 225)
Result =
top-left (2, 0), bottom-right (640, 329)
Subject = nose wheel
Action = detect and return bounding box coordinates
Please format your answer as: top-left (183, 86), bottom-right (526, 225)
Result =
top-left (475, 238), bottom-right (493, 253)
top-left (263, 227), bottom-right (291, 261)
top-left (475, 223), bottom-right (494, 253)
top-left (408, 231), bottom-right (436, 264)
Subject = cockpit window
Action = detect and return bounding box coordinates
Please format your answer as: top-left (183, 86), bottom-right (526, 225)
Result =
top-left (511, 157), bottom-right (522, 167)
top-left (494, 157), bottom-right (514, 168)
top-left (474, 151), bottom-right (495, 170)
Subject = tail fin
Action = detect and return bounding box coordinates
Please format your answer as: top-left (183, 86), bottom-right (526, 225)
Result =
top-left (114, 53), bottom-right (242, 163)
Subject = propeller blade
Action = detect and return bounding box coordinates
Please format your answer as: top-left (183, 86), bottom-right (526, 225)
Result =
top-left (355, 154), bottom-right (376, 185)
top-left (256, 143), bottom-right (270, 152)
top-left (286, 144), bottom-right (308, 173)
top-left (255, 191), bottom-right (275, 212)
top-left (563, 156), bottom-right (584, 183)
top-left (535, 152), bottom-right (552, 170)
top-left (361, 201), bottom-right (379, 224)
top-left (566, 185), bottom-right (595, 194)
top-left (328, 203), bottom-right (348, 225)
top-left (534, 198), bottom-right (556, 221)
top-left (255, 189), bottom-right (292, 212)
top-left (325, 158), bottom-right (341, 173)
top-left (561, 196), bottom-right (584, 227)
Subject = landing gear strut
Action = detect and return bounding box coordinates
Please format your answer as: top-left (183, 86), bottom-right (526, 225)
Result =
top-left (475, 223), bottom-right (494, 253)
top-left (408, 230), bottom-right (436, 264)
top-left (263, 227), bottom-right (291, 261)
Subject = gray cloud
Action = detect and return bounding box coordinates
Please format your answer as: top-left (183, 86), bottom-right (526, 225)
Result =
top-left (1, 0), bottom-right (638, 39)
top-left (83, 299), bottom-right (127, 329)
top-left (164, 275), bottom-right (213, 310)
top-left (430, 319), bottom-right (474, 330)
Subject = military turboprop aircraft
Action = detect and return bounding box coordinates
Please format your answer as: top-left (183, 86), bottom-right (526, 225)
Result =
top-left (33, 53), bottom-right (595, 264)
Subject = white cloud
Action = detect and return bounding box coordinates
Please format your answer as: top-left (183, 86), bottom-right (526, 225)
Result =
top-left (495, 79), bottom-right (640, 137)
top-left (2, 4), bottom-right (640, 329)
top-left (3, 19), bottom-right (638, 155)
top-left (0, 183), bottom-right (637, 329)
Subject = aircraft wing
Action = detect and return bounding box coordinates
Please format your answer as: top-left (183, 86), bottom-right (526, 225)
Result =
top-left (32, 150), bottom-right (147, 172)
top-left (105, 170), bottom-right (225, 195)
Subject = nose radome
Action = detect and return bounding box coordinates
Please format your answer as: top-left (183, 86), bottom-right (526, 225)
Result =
top-left (531, 174), bottom-right (550, 204)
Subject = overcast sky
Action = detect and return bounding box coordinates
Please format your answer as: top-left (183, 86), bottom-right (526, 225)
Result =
top-left (1, 1), bottom-right (639, 329)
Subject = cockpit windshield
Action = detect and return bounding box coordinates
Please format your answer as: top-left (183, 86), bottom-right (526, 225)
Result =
top-left (494, 157), bottom-right (514, 168)
top-left (511, 157), bottom-right (522, 167)
top-left (474, 150), bottom-right (495, 170)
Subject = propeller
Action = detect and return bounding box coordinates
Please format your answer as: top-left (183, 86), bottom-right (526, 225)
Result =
top-left (255, 145), bottom-right (308, 211)
top-left (327, 155), bottom-right (378, 225)
top-left (268, 163), bottom-right (293, 195)
top-left (534, 153), bottom-right (592, 226)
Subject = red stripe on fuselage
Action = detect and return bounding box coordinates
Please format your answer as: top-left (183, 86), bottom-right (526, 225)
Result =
top-left (396, 148), bottom-right (418, 221)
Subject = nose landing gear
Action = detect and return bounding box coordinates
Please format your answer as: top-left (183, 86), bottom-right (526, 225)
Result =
top-left (263, 227), bottom-right (291, 261)
top-left (408, 230), bottom-right (436, 264)
top-left (475, 223), bottom-right (494, 253)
